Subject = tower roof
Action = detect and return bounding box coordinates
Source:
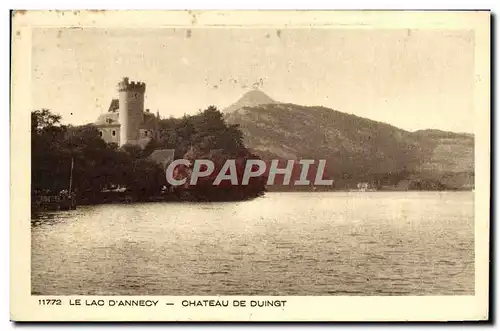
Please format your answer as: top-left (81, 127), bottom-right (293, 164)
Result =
top-left (95, 103), bottom-right (160, 127)
top-left (117, 77), bottom-right (146, 92)
top-left (108, 99), bottom-right (119, 112)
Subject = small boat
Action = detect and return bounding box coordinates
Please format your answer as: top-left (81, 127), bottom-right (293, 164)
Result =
top-left (349, 182), bottom-right (376, 192)
top-left (32, 157), bottom-right (77, 212)
top-left (32, 192), bottom-right (76, 211)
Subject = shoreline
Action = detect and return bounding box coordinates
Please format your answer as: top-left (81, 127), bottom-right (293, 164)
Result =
top-left (31, 189), bottom-right (474, 213)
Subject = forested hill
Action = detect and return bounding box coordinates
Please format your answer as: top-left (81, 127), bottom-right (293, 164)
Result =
top-left (224, 92), bottom-right (474, 190)
top-left (31, 107), bottom-right (267, 203)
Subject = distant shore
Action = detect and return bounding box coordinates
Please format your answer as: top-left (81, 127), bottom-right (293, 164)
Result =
top-left (31, 188), bottom-right (474, 213)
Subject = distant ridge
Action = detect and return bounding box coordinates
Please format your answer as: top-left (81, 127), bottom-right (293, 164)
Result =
top-left (223, 91), bottom-right (475, 190)
top-left (223, 90), bottom-right (278, 113)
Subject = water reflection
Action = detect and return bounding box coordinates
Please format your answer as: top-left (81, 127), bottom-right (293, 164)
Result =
top-left (31, 192), bottom-right (474, 296)
top-left (31, 210), bottom-right (77, 227)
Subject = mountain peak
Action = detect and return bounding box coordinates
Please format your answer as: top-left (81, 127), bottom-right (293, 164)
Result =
top-left (223, 89), bottom-right (277, 113)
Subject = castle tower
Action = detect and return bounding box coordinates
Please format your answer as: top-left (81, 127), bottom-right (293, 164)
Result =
top-left (117, 77), bottom-right (146, 146)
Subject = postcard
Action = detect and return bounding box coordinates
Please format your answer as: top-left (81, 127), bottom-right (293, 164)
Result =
top-left (10, 10), bottom-right (490, 322)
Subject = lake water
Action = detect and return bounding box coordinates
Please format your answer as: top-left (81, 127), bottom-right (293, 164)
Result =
top-left (31, 192), bottom-right (474, 295)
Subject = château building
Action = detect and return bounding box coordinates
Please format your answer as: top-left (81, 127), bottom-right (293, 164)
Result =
top-left (95, 77), bottom-right (161, 148)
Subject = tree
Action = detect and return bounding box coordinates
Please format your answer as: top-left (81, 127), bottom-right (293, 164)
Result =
top-left (31, 109), bottom-right (70, 193)
top-left (31, 106), bottom-right (266, 204)
top-left (31, 109), bottom-right (166, 201)
top-left (161, 106), bottom-right (267, 201)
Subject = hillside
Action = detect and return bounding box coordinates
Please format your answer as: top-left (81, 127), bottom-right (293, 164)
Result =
top-left (223, 90), bottom-right (278, 114)
top-left (224, 93), bottom-right (474, 190)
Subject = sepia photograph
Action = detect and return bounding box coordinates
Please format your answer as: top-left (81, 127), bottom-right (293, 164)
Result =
top-left (10, 10), bottom-right (490, 321)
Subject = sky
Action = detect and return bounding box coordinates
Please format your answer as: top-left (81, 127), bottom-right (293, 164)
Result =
top-left (31, 27), bottom-right (475, 133)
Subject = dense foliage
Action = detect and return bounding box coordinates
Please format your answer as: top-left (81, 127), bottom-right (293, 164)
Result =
top-left (31, 109), bottom-right (165, 202)
top-left (153, 106), bottom-right (266, 200)
top-left (31, 106), bottom-right (267, 203)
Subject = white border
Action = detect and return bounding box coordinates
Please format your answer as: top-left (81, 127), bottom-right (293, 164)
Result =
top-left (6, 4), bottom-right (494, 327)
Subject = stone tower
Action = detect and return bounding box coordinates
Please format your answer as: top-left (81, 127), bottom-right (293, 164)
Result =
top-left (117, 77), bottom-right (146, 146)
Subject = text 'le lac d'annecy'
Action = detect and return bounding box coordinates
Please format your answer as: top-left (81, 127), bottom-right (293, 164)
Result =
top-left (70, 299), bottom-right (287, 308)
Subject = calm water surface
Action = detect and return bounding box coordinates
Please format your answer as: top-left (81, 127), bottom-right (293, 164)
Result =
top-left (32, 192), bottom-right (474, 295)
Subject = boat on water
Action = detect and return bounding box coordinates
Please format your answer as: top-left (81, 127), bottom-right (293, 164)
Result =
top-left (32, 157), bottom-right (77, 212)
top-left (32, 191), bottom-right (77, 211)
top-left (349, 182), bottom-right (377, 192)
